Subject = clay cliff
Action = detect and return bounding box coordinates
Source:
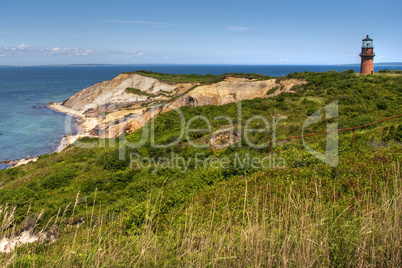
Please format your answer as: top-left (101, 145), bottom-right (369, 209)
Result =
top-left (48, 73), bottom-right (306, 141)
top-left (57, 73), bottom-right (195, 117)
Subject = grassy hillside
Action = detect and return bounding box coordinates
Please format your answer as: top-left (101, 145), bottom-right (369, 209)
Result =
top-left (0, 70), bottom-right (401, 267)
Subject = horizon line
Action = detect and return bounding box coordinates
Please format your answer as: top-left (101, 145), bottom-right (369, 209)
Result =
top-left (1, 62), bottom-right (401, 67)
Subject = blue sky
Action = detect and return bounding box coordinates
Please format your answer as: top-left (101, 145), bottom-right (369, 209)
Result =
top-left (0, 0), bottom-right (401, 65)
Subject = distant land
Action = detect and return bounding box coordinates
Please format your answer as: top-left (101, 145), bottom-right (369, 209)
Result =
top-left (0, 62), bottom-right (402, 67)
top-left (339, 62), bottom-right (402, 66)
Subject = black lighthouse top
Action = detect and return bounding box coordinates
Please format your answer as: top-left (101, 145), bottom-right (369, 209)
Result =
top-left (363, 35), bottom-right (373, 41)
top-left (362, 35), bottom-right (373, 48)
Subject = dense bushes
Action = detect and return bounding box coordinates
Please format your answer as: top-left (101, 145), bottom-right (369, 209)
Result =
top-left (41, 166), bottom-right (78, 189)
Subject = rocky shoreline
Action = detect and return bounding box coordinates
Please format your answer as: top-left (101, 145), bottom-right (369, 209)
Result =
top-left (0, 135), bottom-right (82, 169)
top-left (0, 156), bottom-right (38, 169)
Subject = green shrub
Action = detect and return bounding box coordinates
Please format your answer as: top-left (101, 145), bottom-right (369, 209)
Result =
top-left (41, 167), bottom-right (77, 190)
top-left (126, 87), bottom-right (157, 97)
top-left (376, 100), bottom-right (388, 110)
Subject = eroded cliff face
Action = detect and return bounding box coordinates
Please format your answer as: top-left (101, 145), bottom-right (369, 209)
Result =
top-left (60, 73), bottom-right (195, 116)
top-left (163, 78), bottom-right (303, 111)
top-left (49, 74), bottom-right (306, 140)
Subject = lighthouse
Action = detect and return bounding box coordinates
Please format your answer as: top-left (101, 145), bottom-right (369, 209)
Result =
top-left (360, 35), bottom-right (375, 74)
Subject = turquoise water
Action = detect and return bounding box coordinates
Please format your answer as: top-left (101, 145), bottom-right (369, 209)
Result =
top-left (0, 64), bottom-right (400, 168)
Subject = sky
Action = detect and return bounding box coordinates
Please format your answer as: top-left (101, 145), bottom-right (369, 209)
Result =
top-left (0, 0), bottom-right (401, 65)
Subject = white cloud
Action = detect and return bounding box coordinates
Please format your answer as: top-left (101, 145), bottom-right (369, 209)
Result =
top-left (0, 44), bottom-right (32, 56)
top-left (42, 47), bottom-right (95, 56)
top-left (376, 55), bottom-right (387, 60)
top-left (103, 49), bottom-right (144, 58)
top-left (0, 44), bottom-right (31, 51)
top-left (1, 44), bottom-right (144, 59)
top-left (226, 26), bottom-right (252, 32)
top-left (122, 50), bottom-right (139, 54)
top-left (280, 58), bottom-right (291, 62)
top-left (16, 44), bottom-right (32, 50)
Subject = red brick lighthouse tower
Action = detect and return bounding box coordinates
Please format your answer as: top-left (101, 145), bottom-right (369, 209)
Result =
top-left (360, 35), bottom-right (375, 74)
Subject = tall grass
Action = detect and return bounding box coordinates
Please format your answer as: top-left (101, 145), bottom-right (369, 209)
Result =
top-left (1, 161), bottom-right (400, 267)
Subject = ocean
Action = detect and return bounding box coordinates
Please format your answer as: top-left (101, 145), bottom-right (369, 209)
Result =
top-left (0, 64), bottom-right (400, 169)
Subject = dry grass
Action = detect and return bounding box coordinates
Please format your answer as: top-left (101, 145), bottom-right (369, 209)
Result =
top-left (0, 162), bottom-right (400, 267)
